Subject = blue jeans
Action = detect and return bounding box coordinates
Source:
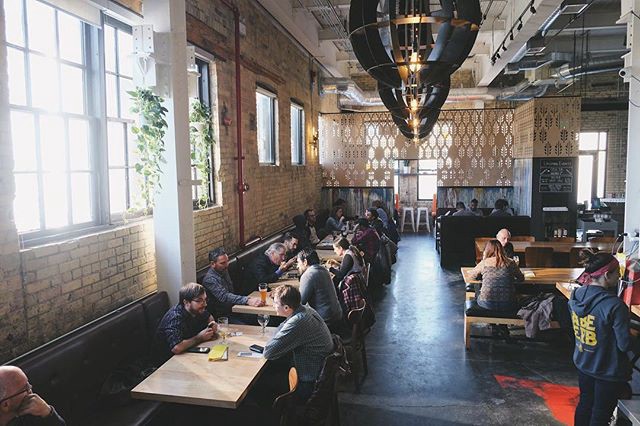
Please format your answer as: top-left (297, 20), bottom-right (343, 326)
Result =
top-left (575, 371), bottom-right (627, 426)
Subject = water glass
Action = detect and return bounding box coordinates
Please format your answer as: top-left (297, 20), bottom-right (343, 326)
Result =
top-left (257, 314), bottom-right (270, 335)
top-left (512, 255), bottom-right (520, 266)
top-left (217, 317), bottom-right (229, 343)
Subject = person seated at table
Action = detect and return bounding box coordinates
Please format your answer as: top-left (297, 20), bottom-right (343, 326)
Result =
top-left (264, 285), bottom-right (334, 403)
top-left (496, 228), bottom-right (515, 258)
top-left (452, 201), bottom-right (474, 216)
top-left (467, 240), bottom-right (524, 311)
top-left (0, 366), bottom-right (65, 426)
top-left (489, 199), bottom-right (513, 217)
top-left (297, 248), bottom-right (343, 330)
top-left (202, 248), bottom-right (264, 318)
top-left (371, 200), bottom-right (390, 228)
top-left (153, 283), bottom-right (218, 362)
top-left (332, 198), bottom-right (349, 217)
top-left (304, 209), bottom-right (321, 245)
top-left (244, 243), bottom-right (292, 291)
top-left (468, 199), bottom-right (484, 216)
top-left (292, 215), bottom-right (311, 250)
top-left (282, 232), bottom-right (299, 261)
top-left (365, 208), bottom-right (385, 236)
top-left (330, 236), bottom-right (364, 286)
top-left (325, 206), bottom-right (347, 234)
top-left (569, 250), bottom-right (636, 426)
top-left (352, 218), bottom-right (381, 264)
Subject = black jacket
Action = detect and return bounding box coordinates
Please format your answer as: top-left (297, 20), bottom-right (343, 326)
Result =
top-left (244, 254), bottom-right (281, 289)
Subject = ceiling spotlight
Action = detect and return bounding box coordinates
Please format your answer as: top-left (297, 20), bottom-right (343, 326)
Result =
top-left (517, 19), bottom-right (523, 30)
top-left (530, 4), bottom-right (536, 14)
top-left (510, 31), bottom-right (514, 41)
top-left (502, 44), bottom-right (507, 52)
top-left (495, 52), bottom-right (501, 59)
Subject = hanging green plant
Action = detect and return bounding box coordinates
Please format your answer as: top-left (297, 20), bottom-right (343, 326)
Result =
top-left (189, 99), bottom-right (215, 209)
top-left (128, 88), bottom-right (168, 215)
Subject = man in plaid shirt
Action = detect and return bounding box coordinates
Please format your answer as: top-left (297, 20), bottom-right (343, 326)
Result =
top-left (264, 285), bottom-right (333, 402)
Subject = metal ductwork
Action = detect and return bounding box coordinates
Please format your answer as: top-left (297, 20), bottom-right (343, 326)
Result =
top-left (553, 57), bottom-right (623, 80)
top-left (321, 78), bottom-right (385, 106)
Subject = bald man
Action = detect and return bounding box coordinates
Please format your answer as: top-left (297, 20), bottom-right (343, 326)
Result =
top-left (496, 228), bottom-right (515, 258)
top-left (0, 366), bottom-right (65, 425)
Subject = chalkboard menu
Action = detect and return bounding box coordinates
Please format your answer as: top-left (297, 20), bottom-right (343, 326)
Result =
top-left (539, 159), bottom-right (573, 193)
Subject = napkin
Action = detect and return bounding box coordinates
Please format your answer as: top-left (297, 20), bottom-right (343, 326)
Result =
top-left (208, 344), bottom-right (228, 361)
top-left (523, 271), bottom-right (536, 278)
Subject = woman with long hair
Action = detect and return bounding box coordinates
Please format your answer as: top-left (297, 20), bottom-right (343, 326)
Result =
top-left (325, 205), bottom-right (346, 233)
top-left (467, 239), bottom-right (524, 311)
top-left (569, 250), bottom-right (633, 426)
top-left (330, 236), bottom-right (365, 285)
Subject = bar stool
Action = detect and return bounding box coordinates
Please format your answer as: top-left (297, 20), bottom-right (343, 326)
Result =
top-left (400, 207), bottom-right (415, 232)
top-left (415, 207), bottom-right (431, 233)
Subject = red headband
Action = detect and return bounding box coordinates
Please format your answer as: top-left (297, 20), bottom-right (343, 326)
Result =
top-left (576, 258), bottom-right (619, 285)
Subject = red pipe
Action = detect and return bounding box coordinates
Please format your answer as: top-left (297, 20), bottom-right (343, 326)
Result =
top-left (220, 0), bottom-right (246, 247)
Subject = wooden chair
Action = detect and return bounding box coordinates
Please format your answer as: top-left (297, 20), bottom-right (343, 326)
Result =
top-left (272, 368), bottom-right (299, 426)
top-left (549, 237), bottom-right (576, 243)
top-left (345, 299), bottom-right (368, 391)
top-left (474, 237), bottom-right (494, 263)
top-left (511, 236), bottom-right (535, 242)
top-left (524, 247), bottom-right (554, 267)
top-left (590, 236), bottom-right (617, 243)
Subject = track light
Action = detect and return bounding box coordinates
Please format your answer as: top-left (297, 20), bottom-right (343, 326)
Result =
top-left (530, 4), bottom-right (536, 14)
top-left (510, 31), bottom-right (514, 41)
top-left (495, 52), bottom-right (501, 59)
top-left (502, 44), bottom-right (507, 52)
top-left (517, 19), bottom-right (523, 30)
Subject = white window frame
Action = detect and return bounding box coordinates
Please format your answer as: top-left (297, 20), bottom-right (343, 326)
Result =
top-left (417, 159), bottom-right (437, 201)
top-left (256, 86), bottom-right (278, 165)
top-left (577, 131), bottom-right (607, 203)
top-left (290, 101), bottom-right (305, 165)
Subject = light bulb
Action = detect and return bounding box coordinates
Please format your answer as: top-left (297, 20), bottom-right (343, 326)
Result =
top-left (410, 99), bottom-right (418, 111)
top-left (409, 52), bottom-right (420, 72)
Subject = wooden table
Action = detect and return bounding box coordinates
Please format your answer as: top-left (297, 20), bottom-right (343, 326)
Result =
top-left (131, 325), bottom-right (275, 409)
top-left (315, 233), bottom-right (353, 250)
top-left (555, 282), bottom-right (579, 299)
top-left (475, 240), bottom-right (614, 255)
top-left (461, 267), bottom-right (583, 285)
top-left (232, 291), bottom-right (280, 316)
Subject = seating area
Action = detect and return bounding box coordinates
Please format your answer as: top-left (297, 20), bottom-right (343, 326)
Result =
top-left (3, 0), bottom-right (640, 425)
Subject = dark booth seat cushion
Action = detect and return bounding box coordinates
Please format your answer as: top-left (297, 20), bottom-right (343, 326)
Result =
top-left (87, 400), bottom-right (166, 426)
top-left (464, 300), bottom-right (520, 319)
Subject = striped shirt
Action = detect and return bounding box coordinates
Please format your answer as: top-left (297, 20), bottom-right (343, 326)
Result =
top-left (264, 305), bottom-right (333, 382)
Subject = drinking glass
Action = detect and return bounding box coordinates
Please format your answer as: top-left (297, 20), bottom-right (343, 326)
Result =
top-left (258, 283), bottom-right (268, 304)
top-left (217, 317), bottom-right (229, 343)
top-left (257, 314), bottom-right (270, 335)
top-left (512, 255), bottom-right (520, 266)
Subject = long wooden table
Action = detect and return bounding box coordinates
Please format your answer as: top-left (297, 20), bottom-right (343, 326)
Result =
top-left (475, 240), bottom-right (614, 255)
top-left (461, 267), bottom-right (583, 285)
top-left (556, 282), bottom-right (640, 317)
top-left (233, 290), bottom-right (280, 316)
top-left (131, 325), bottom-right (275, 409)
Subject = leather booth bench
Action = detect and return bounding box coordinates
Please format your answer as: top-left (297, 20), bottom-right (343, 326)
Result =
top-left (9, 292), bottom-right (171, 426)
top-left (438, 216), bottom-right (531, 268)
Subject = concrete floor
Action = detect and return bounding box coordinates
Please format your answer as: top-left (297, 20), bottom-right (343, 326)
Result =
top-left (338, 233), bottom-right (580, 426)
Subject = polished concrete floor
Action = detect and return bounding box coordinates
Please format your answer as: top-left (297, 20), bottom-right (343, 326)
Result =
top-left (338, 233), bottom-right (580, 426)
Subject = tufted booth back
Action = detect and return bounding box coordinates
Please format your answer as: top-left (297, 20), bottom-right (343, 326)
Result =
top-left (11, 292), bottom-right (169, 422)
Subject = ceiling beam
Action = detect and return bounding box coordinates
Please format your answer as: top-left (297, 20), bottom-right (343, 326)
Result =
top-left (319, 28), bottom-right (347, 41)
top-left (293, 0), bottom-right (350, 11)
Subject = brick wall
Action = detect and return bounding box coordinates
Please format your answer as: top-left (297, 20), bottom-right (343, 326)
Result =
top-left (0, 0), bottom-right (327, 362)
top-left (581, 110), bottom-right (628, 197)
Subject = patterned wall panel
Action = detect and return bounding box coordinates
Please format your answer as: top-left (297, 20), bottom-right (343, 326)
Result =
top-left (514, 97), bottom-right (580, 159)
top-left (319, 109), bottom-right (515, 187)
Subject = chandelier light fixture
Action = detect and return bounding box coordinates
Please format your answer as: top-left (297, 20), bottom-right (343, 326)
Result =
top-left (349, 0), bottom-right (481, 139)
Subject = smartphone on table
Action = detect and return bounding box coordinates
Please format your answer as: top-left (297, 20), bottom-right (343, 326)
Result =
top-left (186, 346), bottom-right (210, 354)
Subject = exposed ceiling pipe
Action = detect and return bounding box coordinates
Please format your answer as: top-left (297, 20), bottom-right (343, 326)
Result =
top-left (321, 78), bottom-right (383, 106)
top-left (552, 57), bottom-right (623, 79)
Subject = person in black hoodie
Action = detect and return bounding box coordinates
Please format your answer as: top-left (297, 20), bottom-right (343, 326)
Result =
top-left (568, 250), bottom-right (634, 426)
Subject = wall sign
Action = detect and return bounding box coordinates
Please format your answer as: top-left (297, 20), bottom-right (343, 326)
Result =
top-left (539, 159), bottom-right (573, 192)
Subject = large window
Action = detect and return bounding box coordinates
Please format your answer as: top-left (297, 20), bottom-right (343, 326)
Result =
top-left (290, 102), bottom-right (305, 165)
top-left (104, 18), bottom-right (137, 216)
top-left (417, 159), bottom-right (437, 200)
top-left (7, 0), bottom-right (94, 233)
top-left (191, 57), bottom-right (216, 206)
top-left (256, 87), bottom-right (278, 164)
top-left (577, 132), bottom-right (607, 204)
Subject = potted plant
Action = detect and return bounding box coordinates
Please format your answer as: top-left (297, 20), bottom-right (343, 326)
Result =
top-left (189, 99), bottom-right (215, 209)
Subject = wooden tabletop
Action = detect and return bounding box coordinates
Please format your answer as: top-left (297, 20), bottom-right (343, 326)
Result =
top-left (131, 325), bottom-right (275, 409)
top-left (461, 267), bottom-right (583, 285)
top-left (556, 283), bottom-right (640, 320)
top-left (232, 291), bottom-right (280, 316)
top-left (475, 240), bottom-right (614, 255)
top-left (315, 233), bottom-right (353, 250)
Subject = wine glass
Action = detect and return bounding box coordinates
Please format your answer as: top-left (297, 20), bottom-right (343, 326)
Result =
top-left (512, 255), bottom-right (520, 266)
top-left (257, 314), bottom-right (270, 335)
top-left (217, 317), bottom-right (229, 343)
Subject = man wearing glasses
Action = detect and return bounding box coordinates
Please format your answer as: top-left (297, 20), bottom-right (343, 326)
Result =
top-left (0, 366), bottom-right (64, 425)
top-left (153, 283), bottom-right (218, 363)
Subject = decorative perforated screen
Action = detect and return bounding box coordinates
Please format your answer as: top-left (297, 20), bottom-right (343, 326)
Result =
top-left (319, 109), bottom-right (515, 187)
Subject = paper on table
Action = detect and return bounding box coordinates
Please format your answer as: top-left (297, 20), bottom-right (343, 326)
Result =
top-left (237, 351), bottom-right (263, 359)
top-left (208, 344), bottom-right (228, 361)
top-left (523, 271), bottom-right (536, 278)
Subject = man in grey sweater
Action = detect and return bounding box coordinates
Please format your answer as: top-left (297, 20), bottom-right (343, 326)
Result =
top-left (264, 285), bottom-right (334, 403)
top-left (297, 248), bottom-right (343, 328)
